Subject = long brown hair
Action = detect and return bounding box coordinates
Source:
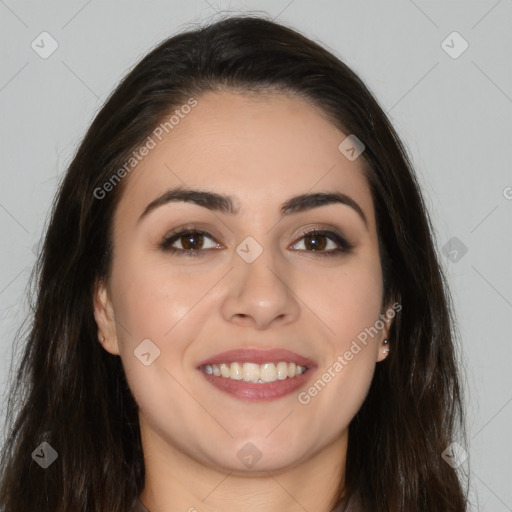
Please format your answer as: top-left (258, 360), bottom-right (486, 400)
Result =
top-left (0, 14), bottom-right (469, 512)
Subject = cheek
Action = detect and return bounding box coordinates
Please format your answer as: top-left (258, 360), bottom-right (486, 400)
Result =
top-left (111, 241), bottom-right (384, 368)
top-left (295, 256), bottom-right (383, 419)
top-left (109, 256), bottom-right (206, 421)
top-left (109, 247), bottom-right (202, 338)
top-left (302, 255), bottom-right (384, 348)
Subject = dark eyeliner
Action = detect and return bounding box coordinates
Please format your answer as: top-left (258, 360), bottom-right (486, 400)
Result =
top-left (294, 228), bottom-right (354, 257)
top-left (160, 227), bottom-right (218, 257)
top-left (159, 227), bottom-right (353, 256)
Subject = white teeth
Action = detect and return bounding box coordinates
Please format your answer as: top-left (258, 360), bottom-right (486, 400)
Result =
top-left (219, 363), bottom-right (230, 378)
top-left (276, 361), bottom-right (288, 380)
top-left (202, 361), bottom-right (307, 383)
top-left (229, 362), bottom-right (243, 380)
top-left (260, 363), bottom-right (277, 382)
top-left (242, 363), bottom-right (260, 382)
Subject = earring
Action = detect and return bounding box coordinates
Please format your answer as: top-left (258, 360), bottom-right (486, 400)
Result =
top-left (383, 339), bottom-right (389, 356)
top-left (100, 336), bottom-right (105, 343)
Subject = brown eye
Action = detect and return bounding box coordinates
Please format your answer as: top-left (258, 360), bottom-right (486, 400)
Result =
top-left (302, 232), bottom-right (328, 251)
top-left (179, 232), bottom-right (205, 251)
top-left (291, 229), bottom-right (353, 256)
top-left (160, 227), bottom-right (352, 258)
top-left (160, 229), bottom-right (220, 256)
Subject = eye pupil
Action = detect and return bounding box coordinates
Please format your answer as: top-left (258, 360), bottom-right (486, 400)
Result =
top-left (162, 228), bottom-right (348, 257)
top-left (182, 233), bottom-right (203, 250)
top-left (304, 233), bottom-right (326, 251)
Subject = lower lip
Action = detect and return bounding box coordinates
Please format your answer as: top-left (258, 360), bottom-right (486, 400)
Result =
top-left (199, 368), bottom-right (315, 402)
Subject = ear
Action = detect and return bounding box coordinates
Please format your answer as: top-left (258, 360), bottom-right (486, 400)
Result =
top-left (375, 300), bottom-right (400, 362)
top-left (93, 279), bottom-right (120, 356)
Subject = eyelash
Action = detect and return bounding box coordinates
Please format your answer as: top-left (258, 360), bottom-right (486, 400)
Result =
top-left (159, 225), bottom-right (354, 258)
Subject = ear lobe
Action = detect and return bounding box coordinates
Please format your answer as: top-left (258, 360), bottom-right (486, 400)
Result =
top-left (93, 279), bottom-right (120, 356)
top-left (376, 300), bottom-right (399, 362)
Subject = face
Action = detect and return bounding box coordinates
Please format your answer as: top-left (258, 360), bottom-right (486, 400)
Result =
top-left (94, 90), bottom-right (392, 474)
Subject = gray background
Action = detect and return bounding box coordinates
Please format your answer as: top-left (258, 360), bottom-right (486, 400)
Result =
top-left (0, 1), bottom-right (511, 510)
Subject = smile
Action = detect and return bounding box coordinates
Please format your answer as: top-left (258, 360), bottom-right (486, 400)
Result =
top-left (201, 361), bottom-right (307, 383)
top-left (197, 348), bottom-right (316, 401)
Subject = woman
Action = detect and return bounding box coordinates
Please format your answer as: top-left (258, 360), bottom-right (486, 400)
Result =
top-left (0, 14), bottom-right (469, 512)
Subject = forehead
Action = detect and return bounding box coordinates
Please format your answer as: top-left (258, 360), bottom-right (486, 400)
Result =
top-left (115, 90), bottom-right (375, 228)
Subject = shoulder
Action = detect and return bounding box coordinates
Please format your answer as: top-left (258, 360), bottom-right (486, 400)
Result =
top-left (331, 494), bottom-right (361, 512)
top-left (129, 498), bottom-right (150, 512)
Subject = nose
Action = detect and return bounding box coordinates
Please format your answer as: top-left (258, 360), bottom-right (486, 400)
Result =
top-left (220, 245), bottom-right (301, 330)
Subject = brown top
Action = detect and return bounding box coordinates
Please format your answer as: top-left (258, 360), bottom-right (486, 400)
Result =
top-left (130, 494), bottom-right (358, 511)
top-left (130, 498), bottom-right (149, 512)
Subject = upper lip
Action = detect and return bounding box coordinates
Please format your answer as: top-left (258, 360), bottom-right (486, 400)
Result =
top-left (196, 348), bottom-right (315, 368)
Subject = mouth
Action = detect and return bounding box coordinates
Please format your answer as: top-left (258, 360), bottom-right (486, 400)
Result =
top-left (196, 348), bottom-right (316, 402)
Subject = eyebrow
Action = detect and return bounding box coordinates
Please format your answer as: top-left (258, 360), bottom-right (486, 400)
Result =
top-left (137, 186), bottom-right (368, 227)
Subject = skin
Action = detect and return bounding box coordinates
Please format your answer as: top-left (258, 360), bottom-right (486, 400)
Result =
top-left (94, 90), bottom-right (392, 512)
